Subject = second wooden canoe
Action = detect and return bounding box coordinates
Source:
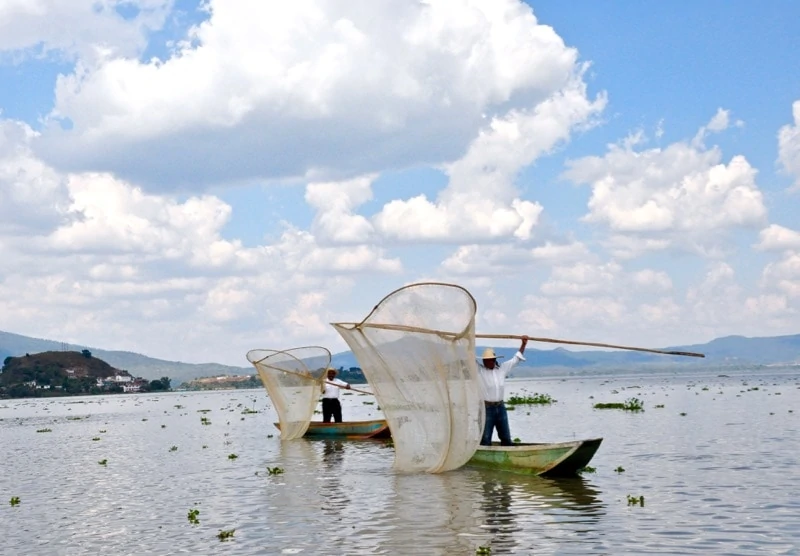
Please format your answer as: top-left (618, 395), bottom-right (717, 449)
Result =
top-left (274, 419), bottom-right (391, 439)
top-left (468, 438), bottom-right (603, 477)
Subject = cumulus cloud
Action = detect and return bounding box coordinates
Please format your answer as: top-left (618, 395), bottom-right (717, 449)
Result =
top-left (0, 124), bottom-right (401, 364)
top-left (0, 119), bottom-right (71, 235)
top-left (757, 224), bottom-right (800, 251)
top-left (778, 100), bottom-right (800, 190)
top-left (305, 175), bottom-right (376, 244)
top-left (441, 241), bottom-right (591, 276)
top-left (563, 116), bottom-right (767, 256)
top-left (33, 0), bottom-right (601, 194)
top-left (373, 72), bottom-right (605, 242)
top-left (0, 0), bottom-right (172, 61)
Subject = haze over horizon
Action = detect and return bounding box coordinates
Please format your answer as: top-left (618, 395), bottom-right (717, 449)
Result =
top-left (1, 2), bottom-right (799, 367)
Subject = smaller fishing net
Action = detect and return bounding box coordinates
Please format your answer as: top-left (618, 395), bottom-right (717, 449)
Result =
top-left (246, 346), bottom-right (330, 440)
top-left (333, 282), bottom-right (483, 473)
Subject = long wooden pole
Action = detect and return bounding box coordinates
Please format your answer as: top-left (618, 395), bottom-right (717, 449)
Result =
top-left (339, 321), bottom-right (705, 358)
top-left (252, 363), bottom-right (375, 395)
top-left (476, 333), bottom-right (705, 358)
top-left (323, 380), bottom-right (373, 396)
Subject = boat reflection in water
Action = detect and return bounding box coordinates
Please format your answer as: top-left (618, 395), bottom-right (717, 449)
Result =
top-left (470, 467), bottom-right (606, 553)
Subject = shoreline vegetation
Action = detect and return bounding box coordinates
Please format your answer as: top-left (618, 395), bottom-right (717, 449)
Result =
top-left (0, 351), bottom-right (170, 400)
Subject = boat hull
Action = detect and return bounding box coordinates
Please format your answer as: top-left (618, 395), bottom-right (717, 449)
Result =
top-left (274, 419), bottom-right (391, 439)
top-left (468, 438), bottom-right (603, 477)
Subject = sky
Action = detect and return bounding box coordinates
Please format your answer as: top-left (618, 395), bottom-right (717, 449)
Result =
top-left (1, 0), bottom-right (799, 367)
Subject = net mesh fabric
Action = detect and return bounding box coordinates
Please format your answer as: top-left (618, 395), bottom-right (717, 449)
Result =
top-left (333, 282), bottom-right (482, 473)
top-left (246, 346), bottom-right (330, 440)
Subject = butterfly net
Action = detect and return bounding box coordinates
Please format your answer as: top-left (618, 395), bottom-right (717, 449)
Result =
top-left (333, 282), bottom-right (482, 473)
top-left (246, 346), bottom-right (330, 440)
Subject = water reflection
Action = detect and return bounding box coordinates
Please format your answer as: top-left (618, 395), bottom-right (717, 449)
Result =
top-left (470, 468), bottom-right (606, 553)
top-left (479, 476), bottom-right (520, 553)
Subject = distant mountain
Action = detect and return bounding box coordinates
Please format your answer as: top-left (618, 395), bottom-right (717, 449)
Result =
top-left (0, 331), bottom-right (251, 386)
top-left (3, 330), bottom-right (799, 386)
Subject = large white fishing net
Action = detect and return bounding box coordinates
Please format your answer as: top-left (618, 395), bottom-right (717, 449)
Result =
top-left (246, 346), bottom-right (330, 440)
top-left (333, 282), bottom-right (482, 473)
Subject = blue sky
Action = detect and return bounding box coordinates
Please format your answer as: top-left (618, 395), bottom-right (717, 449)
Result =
top-left (0, 1), bottom-right (798, 366)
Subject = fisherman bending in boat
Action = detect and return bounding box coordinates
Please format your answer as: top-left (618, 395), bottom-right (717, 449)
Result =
top-left (477, 336), bottom-right (528, 446)
top-left (321, 367), bottom-right (351, 423)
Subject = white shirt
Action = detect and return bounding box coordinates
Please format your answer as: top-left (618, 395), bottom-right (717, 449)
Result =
top-left (322, 378), bottom-right (348, 399)
top-left (477, 351), bottom-right (526, 402)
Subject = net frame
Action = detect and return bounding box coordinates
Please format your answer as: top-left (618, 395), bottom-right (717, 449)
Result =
top-left (333, 282), bottom-right (483, 473)
top-left (246, 346), bottom-right (331, 440)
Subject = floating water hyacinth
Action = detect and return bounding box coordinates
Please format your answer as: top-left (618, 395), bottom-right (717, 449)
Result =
top-left (9, 497), bottom-right (20, 506)
top-left (507, 393), bottom-right (555, 405)
top-left (217, 529), bottom-right (235, 541)
top-left (187, 508), bottom-right (200, 525)
top-left (593, 398), bottom-right (644, 411)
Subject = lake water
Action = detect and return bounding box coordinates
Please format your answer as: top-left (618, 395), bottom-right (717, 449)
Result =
top-left (1, 367), bottom-right (798, 555)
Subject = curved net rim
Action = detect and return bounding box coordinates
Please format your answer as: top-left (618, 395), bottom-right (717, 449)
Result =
top-left (332, 281), bottom-right (477, 340)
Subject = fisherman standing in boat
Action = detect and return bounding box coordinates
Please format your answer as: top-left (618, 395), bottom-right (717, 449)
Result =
top-left (477, 336), bottom-right (528, 446)
top-left (321, 367), bottom-right (351, 423)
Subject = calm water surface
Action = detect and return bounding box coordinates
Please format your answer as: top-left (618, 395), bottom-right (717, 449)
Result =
top-left (1, 368), bottom-right (798, 555)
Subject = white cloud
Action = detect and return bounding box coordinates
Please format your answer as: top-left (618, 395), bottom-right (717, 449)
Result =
top-left (305, 175), bottom-right (376, 245)
top-left (33, 0), bottom-right (602, 194)
top-left (706, 108), bottom-right (730, 132)
top-left (564, 116), bottom-right (767, 255)
top-left (761, 252), bottom-right (800, 299)
top-left (540, 261), bottom-right (621, 297)
top-left (0, 119), bottom-right (71, 235)
top-left (778, 100), bottom-right (800, 190)
top-left (373, 72), bottom-right (605, 242)
top-left (0, 0), bottom-right (172, 62)
top-left (757, 224), bottom-right (800, 252)
top-left (440, 241), bottom-right (591, 276)
top-left (0, 125), bottom-right (402, 364)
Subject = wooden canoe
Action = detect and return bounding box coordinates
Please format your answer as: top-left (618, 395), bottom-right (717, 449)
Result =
top-left (468, 438), bottom-right (602, 477)
top-left (273, 419), bottom-right (391, 439)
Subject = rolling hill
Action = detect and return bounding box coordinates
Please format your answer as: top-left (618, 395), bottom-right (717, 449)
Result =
top-left (3, 329), bottom-right (799, 386)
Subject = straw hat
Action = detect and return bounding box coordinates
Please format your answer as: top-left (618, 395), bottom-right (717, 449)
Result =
top-left (480, 348), bottom-right (504, 360)
top-left (326, 367), bottom-right (337, 375)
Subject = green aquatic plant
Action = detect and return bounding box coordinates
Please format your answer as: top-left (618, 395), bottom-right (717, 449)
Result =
top-left (161, 424), bottom-right (167, 428)
top-left (66, 416), bottom-right (83, 420)
top-left (202, 445), bottom-right (208, 449)
top-left (200, 417), bottom-right (211, 425)
top-left (476, 545), bottom-right (492, 555)
top-left (513, 437), bottom-right (521, 443)
top-left (506, 393), bottom-right (555, 405)
top-left (169, 446), bottom-right (178, 452)
top-left (36, 428), bottom-right (52, 433)
top-left (198, 409), bottom-right (212, 413)
top-left (9, 496), bottom-right (20, 506)
top-left (267, 434), bottom-right (274, 439)
top-left (92, 437), bottom-right (101, 441)
top-left (614, 466), bottom-right (625, 473)
top-left (99, 430), bottom-right (107, 433)
top-left (593, 398), bottom-right (644, 412)
top-left (266, 466), bottom-right (284, 475)
top-left (228, 453), bottom-right (238, 460)
top-left (217, 529), bottom-right (235, 541)
top-left (577, 466), bottom-right (596, 474)
top-left (187, 508), bottom-right (200, 525)
top-left (626, 494), bottom-right (645, 507)
top-left (98, 459), bottom-right (108, 466)
top-left (655, 404), bottom-right (665, 409)
top-left (241, 408), bottom-right (258, 414)
top-left (362, 401), bottom-right (374, 405)
top-left (679, 412), bottom-right (687, 416)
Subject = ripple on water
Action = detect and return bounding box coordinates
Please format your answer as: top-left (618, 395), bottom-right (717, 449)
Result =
top-left (1, 373), bottom-right (799, 554)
